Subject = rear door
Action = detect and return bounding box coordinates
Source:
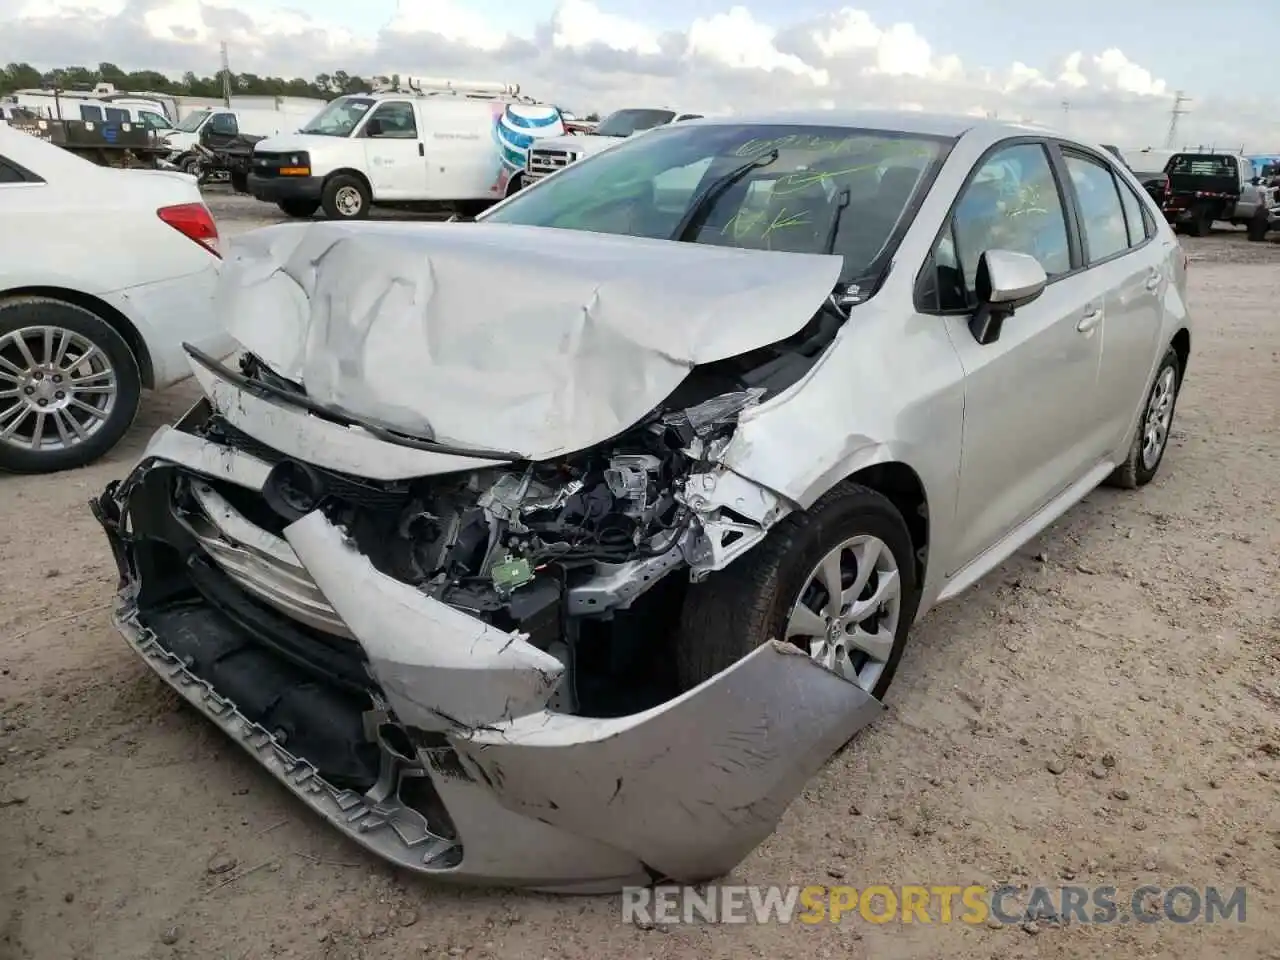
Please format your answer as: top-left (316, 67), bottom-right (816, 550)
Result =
top-left (359, 100), bottom-right (427, 199)
top-left (1058, 146), bottom-right (1168, 453)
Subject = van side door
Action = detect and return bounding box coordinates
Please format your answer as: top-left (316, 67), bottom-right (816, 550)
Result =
top-left (359, 100), bottom-right (428, 200)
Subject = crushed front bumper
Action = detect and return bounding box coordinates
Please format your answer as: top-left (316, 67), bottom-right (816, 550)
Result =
top-left (91, 410), bottom-right (884, 893)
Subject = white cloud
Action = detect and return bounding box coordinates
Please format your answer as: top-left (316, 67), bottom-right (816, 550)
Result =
top-left (2, 0), bottom-right (1260, 147)
top-left (552, 0), bottom-right (660, 56)
top-left (686, 6), bottom-right (827, 85)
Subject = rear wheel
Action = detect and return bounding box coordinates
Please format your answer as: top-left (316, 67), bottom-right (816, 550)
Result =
top-left (0, 298), bottom-right (141, 474)
top-left (1103, 345), bottom-right (1182, 489)
top-left (674, 482), bottom-right (920, 700)
top-left (1187, 205), bottom-right (1213, 237)
top-left (277, 197), bottom-right (320, 219)
top-left (230, 171), bottom-right (249, 194)
top-left (321, 174), bottom-right (371, 220)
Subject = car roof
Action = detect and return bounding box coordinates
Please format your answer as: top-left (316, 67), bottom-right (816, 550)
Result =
top-left (0, 122), bottom-right (95, 181)
top-left (680, 109), bottom-right (1051, 142)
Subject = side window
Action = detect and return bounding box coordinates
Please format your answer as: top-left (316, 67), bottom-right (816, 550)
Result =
top-left (950, 142), bottom-right (1071, 292)
top-left (105, 107), bottom-right (129, 123)
top-left (208, 113), bottom-right (238, 136)
top-left (1063, 152), bottom-right (1128, 263)
top-left (79, 104), bottom-right (103, 122)
top-left (0, 156), bottom-right (41, 184)
top-left (1115, 176), bottom-right (1151, 247)
top-left (140, 111), bottom-right (170, 131)
top-left (364, 102), bottom-right (417, 139)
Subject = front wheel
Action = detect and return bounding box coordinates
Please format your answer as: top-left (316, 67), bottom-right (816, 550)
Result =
top-left (0, 297), bottom-right (142, 474)
top-left (1247, 208), bottom-right (1269, 241)
top-left (1103, 345), bottom-right (1182, 489)
top-left (321, 174), bottom-right (371, 220)
top-left (674, 481), bottom-right (920, 700)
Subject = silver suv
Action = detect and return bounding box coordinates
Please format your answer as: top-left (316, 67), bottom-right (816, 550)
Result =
top-left (94, 110), bottom-right (1191, 894)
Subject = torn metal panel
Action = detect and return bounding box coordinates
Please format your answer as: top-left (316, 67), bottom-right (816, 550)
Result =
top-left (216, 221), bottom-right (842, 459)
top-left (454, 640), bottom-right (884, 882)
top-left (283, 510), bottom-right (565, 732)
top-left (131, 423), bottom-right (273, 492)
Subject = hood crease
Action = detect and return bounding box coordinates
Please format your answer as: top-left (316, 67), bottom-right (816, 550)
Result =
top-left (214, 221), bottom-right (843, 459)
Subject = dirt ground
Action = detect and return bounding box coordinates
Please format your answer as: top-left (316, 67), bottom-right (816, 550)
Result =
top-left (2, 192), bottom-right (1279, 960)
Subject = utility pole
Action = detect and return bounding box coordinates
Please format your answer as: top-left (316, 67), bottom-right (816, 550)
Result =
top-left (219, 41), bottom-right (232, 107)
top-left (1164, 91), bottom-right (1190, 148)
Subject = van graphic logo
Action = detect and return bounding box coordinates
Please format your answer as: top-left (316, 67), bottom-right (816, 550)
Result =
top-left (493, 104), bottom-right (565, 175)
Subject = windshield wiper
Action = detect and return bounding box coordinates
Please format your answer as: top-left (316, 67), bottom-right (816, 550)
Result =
top-left (821, 188), bottom-right (851, 254)
top-left (669, 149), bottom-right (779, 242)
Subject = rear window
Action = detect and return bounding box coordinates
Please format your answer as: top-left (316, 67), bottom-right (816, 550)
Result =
top-left (1167, 154), bottom-right (1236, 177)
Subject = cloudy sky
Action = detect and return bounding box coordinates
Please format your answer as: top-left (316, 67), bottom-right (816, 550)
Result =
top-left (2, 0), bottom-right (1277, 150)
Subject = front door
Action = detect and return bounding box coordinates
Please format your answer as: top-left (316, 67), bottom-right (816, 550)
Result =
top-left (937, 140), bottom-right (1106, 572)
top-left (360, 101), bottom-right (428, 200)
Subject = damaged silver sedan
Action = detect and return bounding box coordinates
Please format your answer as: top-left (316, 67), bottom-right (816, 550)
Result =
top-left (92, 111), bottom-right (1192, 892)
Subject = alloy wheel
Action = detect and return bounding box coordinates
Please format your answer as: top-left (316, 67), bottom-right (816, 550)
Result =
top-left (0, 326), bottom-right (118, 453)
top-left (784, 534), bottom-right (902, 691)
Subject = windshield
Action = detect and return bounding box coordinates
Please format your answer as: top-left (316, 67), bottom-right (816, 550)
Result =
top-left (484, 123), bottom-right (952, 279)
top-left (174, 111), bottom-right (209, 133)
top-left (596, 109), bottom-right (677, 138)
top-left (299, 97), bottom-right (375, 137)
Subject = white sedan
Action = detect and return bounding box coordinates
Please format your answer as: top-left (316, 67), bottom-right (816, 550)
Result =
top-left (0, 122), bottom-right (230, 473)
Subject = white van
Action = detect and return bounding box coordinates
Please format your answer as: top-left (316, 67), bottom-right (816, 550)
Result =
top-left (246, 78), bottom-right (566, 220)
top-left (160, 106), bottom-right (318, 152)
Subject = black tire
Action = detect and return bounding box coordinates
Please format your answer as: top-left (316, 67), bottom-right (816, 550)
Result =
top-left (277, 197), bottom-right (320, 219)
top-left (0, 297), bottom-right (142, 474)
top-left (505, 172), bottom-right (525, 197)
top-left (1247, 208), bottom-right (1269, 242)
top-left (179, 155), bottom-right (199, 176)
top-left (674, 481), bottom-right (920, 700)
top-left (1187, 206), bottom-right (1213, 237)
top-left (230, 171), bottom-right (249, 194)
top-left (1103, 345), bottom-right (1182, 490)
top-left (321, 174), bottom-right (371, 220)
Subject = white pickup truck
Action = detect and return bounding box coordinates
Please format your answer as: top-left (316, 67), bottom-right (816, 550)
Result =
top-left (513, 108), bottom-right (703, 193)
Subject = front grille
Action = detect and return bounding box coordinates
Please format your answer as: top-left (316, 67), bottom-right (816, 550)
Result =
top-left (201, 416), bottom-right (411, 514)
top-left (527, 149), bottom-right (578, 180)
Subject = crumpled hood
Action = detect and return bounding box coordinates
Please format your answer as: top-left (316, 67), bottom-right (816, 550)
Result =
top-left (214, 221), bottom-right (842, 459)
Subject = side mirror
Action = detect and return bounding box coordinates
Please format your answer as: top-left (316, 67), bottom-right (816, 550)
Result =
top-left (969, 249), bottom-right (1047, 345)
top-left (364, 117), bottom-right (383, 138)
top-left (1251, 176), bottom-right (1262, 186)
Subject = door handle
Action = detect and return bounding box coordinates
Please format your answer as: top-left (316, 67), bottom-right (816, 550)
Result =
top-left (1077, 307), bottom-right (1102, 333)
top-left (418, 142), bottom-right (424, 157)
top-left (1145, 269), bottom-right (1162, 291)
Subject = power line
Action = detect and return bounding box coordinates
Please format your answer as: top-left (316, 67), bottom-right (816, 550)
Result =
top-left (1164, 91), bottom-right (1190, 148)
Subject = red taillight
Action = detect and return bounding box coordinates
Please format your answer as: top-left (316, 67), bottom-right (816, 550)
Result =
top-left (157, 202), bottom-right (221, 258)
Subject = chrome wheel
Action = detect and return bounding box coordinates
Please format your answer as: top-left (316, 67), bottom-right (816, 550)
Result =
top-left (0, 326), bottom-right (118, 452)
top-left (334, 185), bottom-right (363, 217)
top-left (1141, 365), bottom-right (1176, 470)
top-left (785, 534), bottom-right (902, 691)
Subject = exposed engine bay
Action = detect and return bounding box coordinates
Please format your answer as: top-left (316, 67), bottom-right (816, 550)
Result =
top-left (185, 342), bottom-right (831, 716)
